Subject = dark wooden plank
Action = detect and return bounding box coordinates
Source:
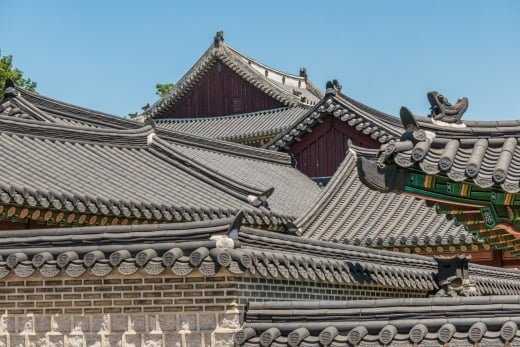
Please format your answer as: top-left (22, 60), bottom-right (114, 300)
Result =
top-left (157, 60), bottom-right (284, 118)
top-left (288, 115), bottom-right (381, 177)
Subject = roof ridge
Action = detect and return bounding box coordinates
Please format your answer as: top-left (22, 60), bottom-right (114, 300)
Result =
top-left (149, 136), bottom-right (272, 202)
top-left (265, 92), bottom-right (403, 151)
top-left (223, 43), bottom-right (308, 80)
top-left (16, 87), bottom-right (140, 129)
top-left (17, 87), bottom-right (117, 118)
top-left (156, 127), bottom-right (293, 165)
top-left (0, 217), bottom-right (235, 251)
top-left (155, 107), bottom-right (294, 124)
top-left (240, 226), bottom-right (437, 267)
top-left (218, 46), bottom-right (305, 106)
top-left (1, 94), bottom-right (57, 123)
top-left (0, 116), bottom-right (152, 148)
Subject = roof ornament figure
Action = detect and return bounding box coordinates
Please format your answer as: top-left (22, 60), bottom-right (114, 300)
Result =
top-left (214, 30), bottom-right (224, 48)
top-left (325, 79), bottom-right (342, 95)
top-left (144, 116), bottom-right (157, 130)
top-left (434, 255), bottom-right (479, 297)
top-left (3, 79), bottom-right (18, 98)
top-left (299, 67), bottom-right (307, 79)
top-left (427, 91), bottom-right (468, 124)
top-left (247, 187), bottom-right (274, 208)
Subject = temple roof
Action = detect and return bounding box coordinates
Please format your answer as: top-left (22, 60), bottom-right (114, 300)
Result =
top-left (0, 85), bottom-right (321, 227)
top-left (155, 107), bottom-right (309, 144)
top-left (140, 32), bottom-right (322, 119)
top-left (297, 152), bottom-right (479, 252)
top-left (237, 296), bottom-right (520, 346)
top-left (265, 85), bottom-right (402, 151)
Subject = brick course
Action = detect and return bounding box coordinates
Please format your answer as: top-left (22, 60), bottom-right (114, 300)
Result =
top-left (0, 268), bottom-right (428, 346)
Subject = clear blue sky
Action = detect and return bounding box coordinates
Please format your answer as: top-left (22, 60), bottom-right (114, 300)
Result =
top-left (1, 1), bottom-right (519, 120)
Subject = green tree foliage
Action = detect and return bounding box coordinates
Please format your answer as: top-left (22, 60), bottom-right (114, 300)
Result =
top-left (155, 83), bottom-right (174, 97)
top-left (0, 50), bottom-right (37, 98)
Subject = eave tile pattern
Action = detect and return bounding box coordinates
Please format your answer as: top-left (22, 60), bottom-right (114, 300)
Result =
top-left (266, 93), bottom-right (403, 151)
top-left (237, 296), bottom-right (520, 346)
top-left (383, 115), bottom-right (520, 194)
top-left (0, 117), bottom-right (294, 226)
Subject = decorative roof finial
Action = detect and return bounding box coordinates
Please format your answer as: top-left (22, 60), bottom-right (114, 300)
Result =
top-left (214, 31), bottom-right (224, 47)
top-left (427, 91), bottom-right (468, 124)
top-left (299, 67), bottom-right (307, 79)
top-left (434, 255), bottom-right (479, 297)
top-left (247, 187), bottom-right (274, 208)
top-left (144, 117), bottom-right (156, 130)
top-left (3, 79), bottom-right (18, 98)
top-left (325, 79), bottom-right (342, 95)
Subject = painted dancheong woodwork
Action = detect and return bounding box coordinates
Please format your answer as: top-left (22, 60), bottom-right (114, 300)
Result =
top-left (355, 91), bottom-right (520, 257)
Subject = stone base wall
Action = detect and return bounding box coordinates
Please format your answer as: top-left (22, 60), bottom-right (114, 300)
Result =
top-left (0, 313), bottom-right (237, 347)
top-left (0, 270), bottom-right (240, 347)
top-left (0, 267), bottom-right (427, 346)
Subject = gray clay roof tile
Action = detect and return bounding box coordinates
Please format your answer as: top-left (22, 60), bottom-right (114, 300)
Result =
top-left (155, 106), bottom-right (309, 142)
top-left (238, 296), bottom-right (520, 346)
top-left (297, 152), bottom-right (476, 248)
top-left (0, 88), bottom-right (321, 223)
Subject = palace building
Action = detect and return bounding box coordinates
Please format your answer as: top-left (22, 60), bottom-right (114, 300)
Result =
top-left (1, 33), bottom-right (520, 347)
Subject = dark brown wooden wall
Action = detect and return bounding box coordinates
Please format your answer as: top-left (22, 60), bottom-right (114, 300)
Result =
top-left (157, 60), bottom-right (284, 118)
top-left (287, 115), bottom-right (381, 178)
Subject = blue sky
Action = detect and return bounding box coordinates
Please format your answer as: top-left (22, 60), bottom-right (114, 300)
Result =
top-left (1, 1), bottom-right (519, 120)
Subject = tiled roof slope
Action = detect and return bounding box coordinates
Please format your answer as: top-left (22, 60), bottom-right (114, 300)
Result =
top-left (141, 32), bottom-right (323, 118)
top-left (156, 128), bottom-right (322, 219)
top-left (297, 152), bottom-right (479, 250)
top-left (155, 107), bottom-right (309, 143)
top-left (0, 116), bottom-right (304, 226)
top-left (385, 114), bottom-right (520, 194)
top-left (265, 88), bottom-right (403, 151)
top-left (237, 296), bottom-right (520, 346)
top-left (0, 84), bottom-right (321, 223)
top-left (1, 215), bottom-right (518, 297)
